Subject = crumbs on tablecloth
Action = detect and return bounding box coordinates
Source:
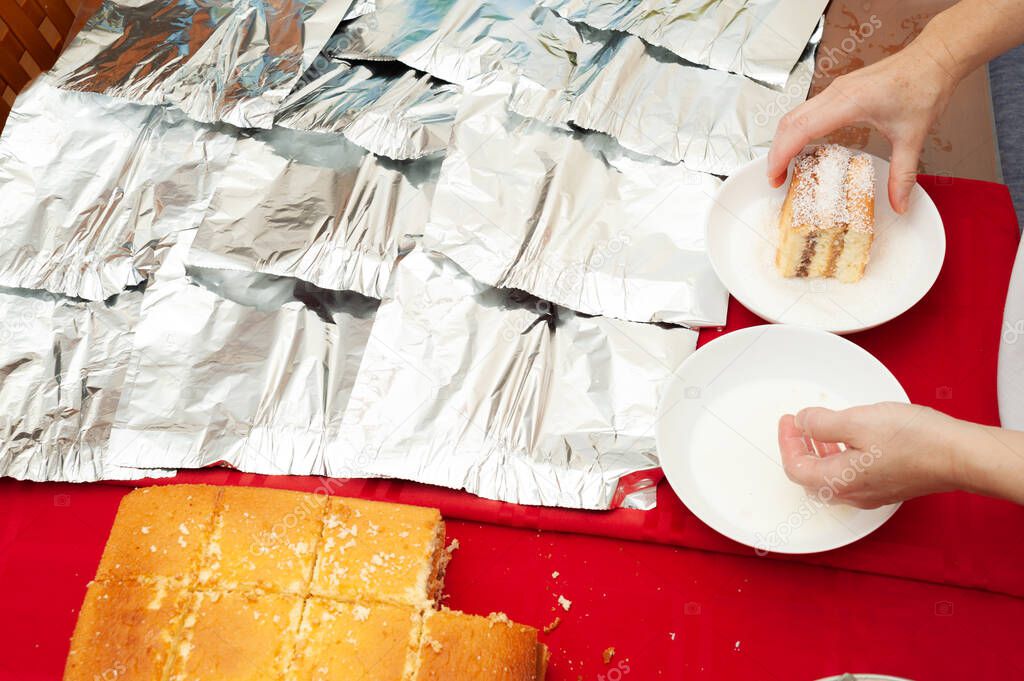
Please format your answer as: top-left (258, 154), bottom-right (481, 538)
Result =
top-left (543, 617), bottom-right (561, 634)
top-left (602, 647), bottom-right (615, 664)
top-left (557, 595), bottom-right (572, 611)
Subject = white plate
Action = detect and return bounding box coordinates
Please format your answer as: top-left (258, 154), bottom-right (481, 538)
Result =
top-left (657, 325), bottom-right (908, 554)
top-left (705, 151), bottom-right (945, 334)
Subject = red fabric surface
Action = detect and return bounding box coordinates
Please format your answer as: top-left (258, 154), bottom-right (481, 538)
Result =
top-left (3, 480), bottom-right (1024, 680)
top-left (104, 175), bottom-right (1024, 598)
top-left (1, 175), bottom-right (1022, 679)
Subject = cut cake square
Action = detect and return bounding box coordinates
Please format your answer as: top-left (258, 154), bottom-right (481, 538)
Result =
top-left (288, 597), bottom-right (421, 681)
top-left (198, 486), bottom-right (326, 594)
top-left (96, 485), bottom-right (220, 583)
top-left (310, 497), bottom-right (446, 607)
top-left (63, 578), bottom-right (189, 681)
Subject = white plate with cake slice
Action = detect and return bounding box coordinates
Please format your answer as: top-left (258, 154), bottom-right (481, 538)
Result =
top-left (705, 146), bottom-right (945, 334)
top-left (657, 324), bottom-right (907, 554)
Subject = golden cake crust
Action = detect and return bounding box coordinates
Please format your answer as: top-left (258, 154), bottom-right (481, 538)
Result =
top-left (66, 486), bottom-right (546, 681)
top-left (198, 486), bottom-right (326, 595)
top-left (96, 485), bottom-right (220, 582)
top-left (64, 578), bottom-right (189, 681)
top-left (290, 597), bottom-right (421, 681)
top-left (168, 590), bottom-right (304, 681)
top-left (413, 609), bottom-right (545, 681)
top-left (311, 497), bottom-right (445, 607)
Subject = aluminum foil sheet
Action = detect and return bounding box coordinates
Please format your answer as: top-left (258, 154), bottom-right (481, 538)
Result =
top-left (107, 264), bottom-right (379, 476)
top-left (50, 0), bottom-right (375, 129)
top-left (0, 80), bottom-right (237, 301)
top-left (275, 49), bottom-right (461, 159)
top-left (0, 286), bottom-right (173, 482)
top-left (329, 0), bottom-right (821, 174)
top-left (327, 248), bottom-right (698, 509)
top-left (330, 0), bottom-right (584, 94)
top-left (538, 0), bottom-right (829, 88)
top-left (507, 20), bottom-right (823, 174)
top-left (423, 78), bottom-right (728, 326)
top-left (186, 126), bottom-right (439, 299)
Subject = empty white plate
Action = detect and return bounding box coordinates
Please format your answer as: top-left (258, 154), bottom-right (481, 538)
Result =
top-left (705, 150), bottom-right (945, 334)
top-left (657, 325), bottom-right (908, 554)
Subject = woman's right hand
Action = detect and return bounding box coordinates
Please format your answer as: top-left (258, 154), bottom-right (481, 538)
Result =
top-left (767, 36), bottom-right (962, 213)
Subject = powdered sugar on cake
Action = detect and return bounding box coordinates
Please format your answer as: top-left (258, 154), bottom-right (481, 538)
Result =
top-left (790, 145), bottom-right (874, 233)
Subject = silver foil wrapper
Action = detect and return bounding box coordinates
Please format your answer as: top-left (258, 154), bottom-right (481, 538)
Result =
top-left (539, 0), bottom-right (829, 88)
top-left (0, 286), bottom-right (173, 481)
top-left (328, 248), bottom-right (698, 509)
top-left (275, 51), bottom-right (461, 159)
top-left (0, 80), bottom-right (236, 300)
top-left (424, 78), bottom-right (728, 326)
top-left (330, 0), bottom-right (820, 175)
top-left (186, 126), bottom-right (439, 299)
top-left (507, 20), bottom-right (823, 174)
top-left (50, 0), bottom-right (375, 129)
top-left (108, 263), bottom-right (378, 476)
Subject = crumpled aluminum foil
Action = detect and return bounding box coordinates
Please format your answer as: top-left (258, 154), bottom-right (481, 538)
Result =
top-left (0, 80), bottom-right (237, 301)
top-left (186, 126), bottom-right (440, 299)
top-left (507, 20), bottom-right (823, 174)
top-left (538, 0), bottom-right (829, 88)
top-left (330, 0), bottom-right (584, 92)
top-left (50, 0), bottom-right (375, 129)
top-left (327, 248), bottom-right (698, 509)
top-left (0, 286), bottom-right (174, 482)
top-left (275, 47), bottom-right (461, 159)
top-left (107, 262), bottom-right (379, 476)
top-left (329, 0), bottom-right (821, 174)
top-left (423, 78), bottom-right (728, 326)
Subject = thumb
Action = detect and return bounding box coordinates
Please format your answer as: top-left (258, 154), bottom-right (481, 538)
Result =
top-left (778, 414), bottom-right (827, 487)
top-left (888, 139), bottom-right (923, 213)
top-left (794, 407), bottom-right (853, 444)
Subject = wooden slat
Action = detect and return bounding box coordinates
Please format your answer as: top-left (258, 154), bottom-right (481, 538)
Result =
top-left (0, 39), bottom-right (31, 93)
top-left (35, 0), bottom-right (76, 36)
top-left (1, 1), bottom-right (60, 68)
top-left (0, 0), bottom-right (82, 134)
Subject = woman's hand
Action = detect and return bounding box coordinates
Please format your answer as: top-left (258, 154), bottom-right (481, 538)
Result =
top-left (767, 38), bottom-right (961, 213)
top-left (777, 402), bottom-right (962, 508)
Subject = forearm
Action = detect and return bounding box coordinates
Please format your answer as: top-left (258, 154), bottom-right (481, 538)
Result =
top-left (945, 420), bottom-right (1024, 505)
top-left (913, 0), bottom-right (1024, 81)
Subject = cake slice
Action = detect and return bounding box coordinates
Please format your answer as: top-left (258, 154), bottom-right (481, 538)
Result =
top-left (197, 486), bottom-right (326, 595)
top-left (287, 597), bottom-right (421, 681)
top-left (310, 497), bottom-right (447, 607)
top-left (96, 485), bottom-right (220, 583)
top-left (775, 144), bottom-right (876, 283)
top-left (167, 590), bottom-right (304, 681)
top-left (63, 578), bottom-right (190, 681)
top-left (412, 609), bottom-right (548, 681)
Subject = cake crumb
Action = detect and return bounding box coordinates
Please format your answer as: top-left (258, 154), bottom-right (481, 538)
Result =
top-left (602, 647), bottom-right (615, 664)
top-left (427, 637), bottom-right (443, 653)
top-left (551, 571), bottom-right (559, 579)
top-left (543, 617), bottom-right (561, 634)
top-left (352, 605), bottom-right (371, 622)
top-left (448, 538), bottom-right (460, 551)
top-left (669, 632), bottom-right (676, 641)
top-left (487, 612), bottom-right (512, 627)
top-left (557, 595), bottom-right (572, 612)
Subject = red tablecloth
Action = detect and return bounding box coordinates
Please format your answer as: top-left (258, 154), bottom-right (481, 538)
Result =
top-left (1, 175), bottom-right (1022, 680)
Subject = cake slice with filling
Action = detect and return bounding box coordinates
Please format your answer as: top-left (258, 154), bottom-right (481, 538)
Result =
top-left (775, 145), bottom-right (876, 283)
